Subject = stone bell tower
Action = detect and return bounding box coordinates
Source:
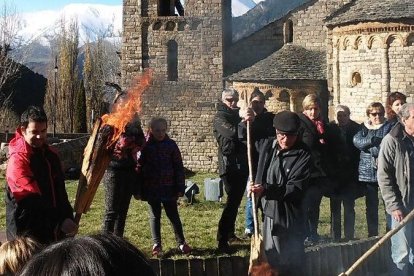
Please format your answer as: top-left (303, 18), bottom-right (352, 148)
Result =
top-left (121, 0), bottom-right (232, 172)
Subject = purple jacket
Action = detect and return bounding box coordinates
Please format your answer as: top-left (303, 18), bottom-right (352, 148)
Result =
top-left (139, 135), bottom-right (185, 201)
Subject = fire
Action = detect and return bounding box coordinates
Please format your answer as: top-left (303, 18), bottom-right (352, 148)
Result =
top-left (101, 69), bottom-right (152, 149)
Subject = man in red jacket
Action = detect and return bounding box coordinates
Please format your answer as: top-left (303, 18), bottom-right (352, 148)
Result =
top-left (5, 106), bottom-right (77, 244)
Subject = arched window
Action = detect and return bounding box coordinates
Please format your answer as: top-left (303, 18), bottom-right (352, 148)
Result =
top-left (283, 20), bottom-right (293, 44)
top-left (278, 90), bottom-right (290, 102)
top-left (167, 40), bottom-right (178, 81)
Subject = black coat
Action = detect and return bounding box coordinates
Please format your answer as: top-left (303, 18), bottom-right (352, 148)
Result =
top-left (238, 110), bottom-right (275, 175)
top-left (298, 113), bottom-right (332, 178)
top-left (255, 138), bottom-right (311, 236)
top-left (213, 102), bottom-right (246, 176)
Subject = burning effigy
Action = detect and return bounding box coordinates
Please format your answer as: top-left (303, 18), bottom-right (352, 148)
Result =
top-left (74, 70), bottom-right (152, 223)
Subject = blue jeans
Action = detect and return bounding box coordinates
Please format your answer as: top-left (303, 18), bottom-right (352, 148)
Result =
top-left (390, 216), bottom-right (414, 276)
top-left (245, 196), bottom-right (253, 233)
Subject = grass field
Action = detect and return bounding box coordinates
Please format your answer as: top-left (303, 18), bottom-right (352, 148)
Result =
top-left (0, 173), bottom-right (387, 259)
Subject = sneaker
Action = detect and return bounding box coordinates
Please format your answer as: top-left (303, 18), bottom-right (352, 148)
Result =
top-left (178, 243), bottom-right (192, 254)
top-left (244, 229), bottom-right (253, 238)
top-left (152, 244), bottom-right (162, 257)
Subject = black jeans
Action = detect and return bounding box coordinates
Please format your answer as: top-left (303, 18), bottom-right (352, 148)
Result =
top-left (330, 194), bottom-right (355, 240)
top-left (364, 181), bottom-right (379, 237)
top-left (302, 177), bottom-right (331, 240)
top-left (148, 199), bottom-right (185, 245)
top-left (102, 168), bottom-right (136, 237)
top-left (217, 169), bottom-right (246, 243)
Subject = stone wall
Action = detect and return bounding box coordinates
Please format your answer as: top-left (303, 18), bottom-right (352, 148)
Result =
top-left (225, 22), bottom-right (284, 75)
top-left (328, 22), bottom-right (414, 122)
top-left (122, 0), bottom-right (228, 172)
top-left (227, 0), bottom-right (351, 76)
top-left (291, 0), bottom-right (351, 51)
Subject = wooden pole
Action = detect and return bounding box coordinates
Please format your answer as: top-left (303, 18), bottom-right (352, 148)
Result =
top-left (338, 208), bottom-right (414, 276)
top-left (247, 121), bottom-right (259, 239)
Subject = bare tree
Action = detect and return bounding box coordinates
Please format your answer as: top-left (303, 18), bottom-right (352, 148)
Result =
top-left (83, 32), bottom-right (121, 131)
top-left (0, 1), bottom-right (27, 129)
top-left (44, 18), bottom-right (80, 133)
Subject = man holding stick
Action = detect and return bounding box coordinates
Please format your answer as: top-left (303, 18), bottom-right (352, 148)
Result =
top-left (378, 103), bottom-right (414, 276)
top-left (251, 111), bottom-right (311, 275)
top-left (5, 106), bottom-right (77, 244)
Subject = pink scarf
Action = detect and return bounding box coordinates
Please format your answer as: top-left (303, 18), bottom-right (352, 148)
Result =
top-left (307, 115), bottom-right (325, 144)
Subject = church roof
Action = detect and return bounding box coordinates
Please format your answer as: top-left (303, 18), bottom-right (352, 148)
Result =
top-left (326, 0), bottom-right (414, 27)
top-left (227, 44), bottom-right (326, 82)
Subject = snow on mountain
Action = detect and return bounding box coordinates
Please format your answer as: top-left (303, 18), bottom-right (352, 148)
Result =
top-left (232, 0), bottom-right (265, 17)
top-left (17, 1), bottom-right (263, 46)
top-left (17, 4), bottom-right (122, 47)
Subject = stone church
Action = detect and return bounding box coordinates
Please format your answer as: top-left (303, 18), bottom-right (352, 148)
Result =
top-left (121, 0), bottom-right (414, 172)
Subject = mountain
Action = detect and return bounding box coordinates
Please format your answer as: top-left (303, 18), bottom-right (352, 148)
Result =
top-left (17, 4), bottom-right (122, 47)
top-left (13, 1), bottom-right (265, 76)
top-left (232, 0), bottom-right (309, 41)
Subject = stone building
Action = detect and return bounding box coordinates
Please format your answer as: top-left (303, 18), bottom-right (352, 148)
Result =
top-left (227, 0), bottom-right (352, 120)
top-left (228, 44), bottom-right (328, 118)
top-left (122, 0), bottom-right (232, 172)
top-left (121, 0), bottom-right (414, 172)
top-left (325, 0), bottom-right (414, 121)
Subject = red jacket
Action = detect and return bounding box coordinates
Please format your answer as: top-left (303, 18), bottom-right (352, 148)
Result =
top-left (5, 128), bottom-right (74, 243)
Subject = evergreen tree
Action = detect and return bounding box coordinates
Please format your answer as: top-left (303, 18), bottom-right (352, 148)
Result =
top-left (74, 80), bottom-right (87, 133)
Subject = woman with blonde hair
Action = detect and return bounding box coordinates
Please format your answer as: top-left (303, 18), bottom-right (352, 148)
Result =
top-left (0, 237), bottom-right (42, 275)
top-left (298, 93), bottom-right (335, 244)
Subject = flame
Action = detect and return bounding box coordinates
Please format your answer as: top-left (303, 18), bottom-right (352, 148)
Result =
top-left (101, 69), bottom-right (152, 148)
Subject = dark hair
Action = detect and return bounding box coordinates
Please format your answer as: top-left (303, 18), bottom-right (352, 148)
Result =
top-left (19, 234), bottom-right (156, 276)
top-left (386, 92), bottom-right (406, 120)
top-left (148, 117), bottom-right (168, 130)
top-left (249, 89), bottom-right (265, 103)
top-left (20, 106), bottom-right (48, 128)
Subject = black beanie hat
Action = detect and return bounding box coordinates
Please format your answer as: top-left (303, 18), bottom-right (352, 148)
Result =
top-left (273, 111), bottom-right (300, 134)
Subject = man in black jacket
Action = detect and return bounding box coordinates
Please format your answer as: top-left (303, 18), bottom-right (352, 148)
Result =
top-left (251, 111), bottom-right (311, 275)
top-left (238, 90), bottom-right (274, 237)
top-left (329, 105), bottom-right (361, 241)
top-left (213, 88), bottom-right (252, 253)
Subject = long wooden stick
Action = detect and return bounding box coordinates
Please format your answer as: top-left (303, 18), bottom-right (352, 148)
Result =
top-left (339, 208), bottom-right (414, 276)
top-left (247, 121), bottom-right (259, 239)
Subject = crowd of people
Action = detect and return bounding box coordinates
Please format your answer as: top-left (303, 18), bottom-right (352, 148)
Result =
top-left (2, 88), bottom-right (413, 275)
top-left (214, 89), bottom-right (413, 275)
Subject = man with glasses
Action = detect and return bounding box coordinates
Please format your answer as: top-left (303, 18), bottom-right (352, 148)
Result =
top-left (213, 88), bottom-right (253, 253)
top-left (250, 110), bottom-right (311, 275)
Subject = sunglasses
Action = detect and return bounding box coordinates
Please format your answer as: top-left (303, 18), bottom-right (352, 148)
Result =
top-left (276, 132), bottom-right (298, 138)
top-left (369, 112), bottom-right (384, 117)
top-left (225, 98), bottom-right (238, 103)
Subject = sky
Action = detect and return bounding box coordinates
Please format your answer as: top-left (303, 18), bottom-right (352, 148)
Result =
top-left (13, 0), bottom-right (122, 13)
